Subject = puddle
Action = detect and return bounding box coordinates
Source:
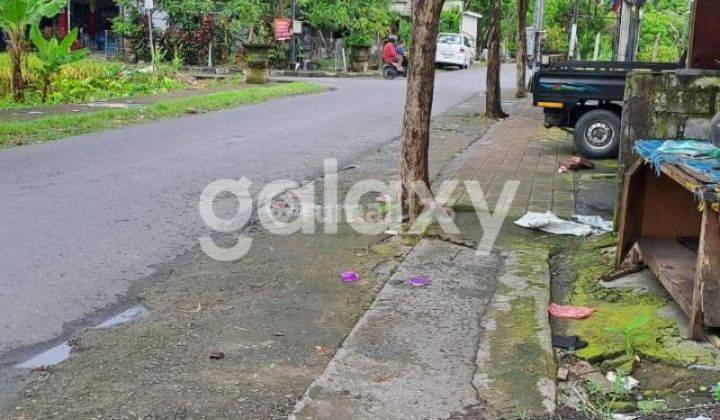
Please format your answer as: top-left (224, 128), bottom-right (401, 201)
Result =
top-left (95, 305), bottom-right (147, 329)
top-left (16, 305), bottom-right (147, 369)
top-left (84, 102), bottom-right (132, 109)
top-left (601, 269), bottom-right (668, 295)
top-left (16, 342), bottom-right (71, 369)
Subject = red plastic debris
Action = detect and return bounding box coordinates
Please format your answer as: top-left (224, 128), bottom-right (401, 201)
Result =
top-left (558, 156), bottom-right (595, 173)
top-left (548, 303), bottom-right (596, 319)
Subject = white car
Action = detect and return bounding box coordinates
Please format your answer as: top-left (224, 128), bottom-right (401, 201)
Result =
top-left (435, 33), bottom-right (475, 69)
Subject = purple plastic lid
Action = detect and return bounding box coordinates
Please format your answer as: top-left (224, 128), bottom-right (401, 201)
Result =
top-left (409, 276), bottom-right (431, 287)
top-left (341, 270), bottom-right (360, 282)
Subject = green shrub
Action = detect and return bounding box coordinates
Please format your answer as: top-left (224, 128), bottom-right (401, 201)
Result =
top-left (0, 53), bottom-right (184, 109)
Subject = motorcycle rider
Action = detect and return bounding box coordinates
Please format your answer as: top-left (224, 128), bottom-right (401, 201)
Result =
top-left (382, 37), bottom-right (404, 72)
top-left (395, 38), bottom-right (407, 68)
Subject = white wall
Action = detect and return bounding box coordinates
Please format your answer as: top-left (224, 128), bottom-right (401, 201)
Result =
top-left (461, 14), bottom-right (478, 41)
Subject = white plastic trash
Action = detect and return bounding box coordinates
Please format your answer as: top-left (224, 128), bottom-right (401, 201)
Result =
top-left (514, 211), bottom-right (594, 237)
top-left (572, 214), bottom-right (613, 232)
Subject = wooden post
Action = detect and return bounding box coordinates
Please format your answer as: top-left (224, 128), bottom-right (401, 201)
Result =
top-left (615, 158), bottom-right (646, 267)
top-left (697, 208), bottom-right (720, 333)
top-left (686, 0), bottom-right (720, 69)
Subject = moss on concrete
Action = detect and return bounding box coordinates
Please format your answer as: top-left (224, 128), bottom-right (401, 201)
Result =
top-left (560, 234), bottom-right (715, 367)
top-left (496, 229), bottom-right (714, 368)
top-left (487, 296), bottom-right (548, 411)
top-left (370, 242), bottom-right (402, 257)
top-left (475, 230), bottom-right (556, 416)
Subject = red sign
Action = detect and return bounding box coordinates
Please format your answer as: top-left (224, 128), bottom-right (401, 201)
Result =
top-left (274, 18), bottom-right (292, 41)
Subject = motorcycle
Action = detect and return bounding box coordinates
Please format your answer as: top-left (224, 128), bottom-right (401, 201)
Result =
top-left (382, 63), bottom-right (407, 80)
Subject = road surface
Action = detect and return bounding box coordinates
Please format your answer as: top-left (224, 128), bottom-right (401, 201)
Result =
top-left (0, 65), bottom-right (517, 367)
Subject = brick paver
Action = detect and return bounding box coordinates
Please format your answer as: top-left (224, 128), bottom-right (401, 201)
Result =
top-left (451, 99), bottom-right (577, 218)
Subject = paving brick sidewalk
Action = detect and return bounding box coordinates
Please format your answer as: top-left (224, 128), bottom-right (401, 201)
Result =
top-left (451, 100), bottom-right (577, 219)
top-left (292, 99), bottom-right (580, 419)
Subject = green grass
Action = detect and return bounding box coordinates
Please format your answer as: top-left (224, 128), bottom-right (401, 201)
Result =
top-left (0, 54), bottom-right (185, 109)
top-left (0, 82), bottom-right (325, 147)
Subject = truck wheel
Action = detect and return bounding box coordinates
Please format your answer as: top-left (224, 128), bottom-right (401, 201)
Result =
top-left (574, 109), bottom-right (620, 159)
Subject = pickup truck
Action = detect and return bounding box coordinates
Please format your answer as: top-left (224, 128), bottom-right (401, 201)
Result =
top-left (531, 61), bottom-right (676, 158)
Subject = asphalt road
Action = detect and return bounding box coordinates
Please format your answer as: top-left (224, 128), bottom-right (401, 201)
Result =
top-left (0, 64), bottom-right (517, 366)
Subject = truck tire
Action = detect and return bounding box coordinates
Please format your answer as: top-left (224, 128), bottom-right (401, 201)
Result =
top-left (574, 109), bottom-right (620, 159)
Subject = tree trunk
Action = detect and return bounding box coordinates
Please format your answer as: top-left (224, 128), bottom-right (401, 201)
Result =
top-left (486, 0), bottom-right (506, 118)
top-left (400, 0), bottom-right (445, 219)
top-left (515, 0), bottom-right (529, 98)
top-left (8, 33), bottom-right (25, 102)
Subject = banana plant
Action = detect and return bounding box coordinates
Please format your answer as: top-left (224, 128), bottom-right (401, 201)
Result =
top-left (0, 0), bottom-right (66, 101)
top-left (29, 25), bottom-right (88, 103)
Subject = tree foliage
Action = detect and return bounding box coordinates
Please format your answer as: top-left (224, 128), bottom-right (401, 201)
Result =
top-left (0, 0), bottom-right (66, 101)
top-left (466, 0), bottom-right (689, 62)
top-left (637, 0), bottom-right (687, 61)
top-left (439, 7), bottom-right (461, 33)
top-left (298, 0), bottom-right (395, 46)
top-left (113, 0), bottom-right (272, 65)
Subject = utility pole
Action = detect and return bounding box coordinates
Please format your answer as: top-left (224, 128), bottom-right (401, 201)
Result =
top-left (144, 0), bottom-right (155, 67)
top-left (617, 0), bottom-right (642, 61)
top-left (593, 32), bottom-right (601, 60)
top-left (532, 0), bottom-right (545, 67)
top-left (569, 0), bottom-right (579, 59)
top-left (147, 11), bottom-right (155, 67)
top-left (290, 0), bottom-right (297, 68)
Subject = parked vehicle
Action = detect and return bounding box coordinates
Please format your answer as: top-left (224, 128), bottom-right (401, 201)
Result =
top-left (435, 33), bottom-right (475, 69)
top-left (531, 61), bottom-right (676, 158)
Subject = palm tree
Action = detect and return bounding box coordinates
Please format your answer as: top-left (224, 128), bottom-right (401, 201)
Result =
top-left (0, 0), bottom-right (66, 101)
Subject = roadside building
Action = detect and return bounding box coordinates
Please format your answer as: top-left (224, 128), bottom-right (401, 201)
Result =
top-left (41, 0), bottom-right (120, 52)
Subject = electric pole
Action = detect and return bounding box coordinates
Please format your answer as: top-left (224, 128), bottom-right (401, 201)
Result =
top-left (617, 0), bottom-right (642, 61)
top-left (290, 0), bottom-right (297, 68)
top-left (532, 0), bottom-right (545, 67)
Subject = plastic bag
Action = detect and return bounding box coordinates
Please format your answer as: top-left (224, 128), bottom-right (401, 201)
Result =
top-left (514, 211), bottom-right (594, 236)
top-left (656, 140), bottom-right (718, 157)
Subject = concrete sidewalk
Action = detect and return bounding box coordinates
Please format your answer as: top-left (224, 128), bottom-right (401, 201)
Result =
top-left (292, 99), bottom-right (578, 418)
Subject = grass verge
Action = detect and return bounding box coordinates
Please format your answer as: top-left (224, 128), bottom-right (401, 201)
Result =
top-left (0, 82), bottom-right (325, 147)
